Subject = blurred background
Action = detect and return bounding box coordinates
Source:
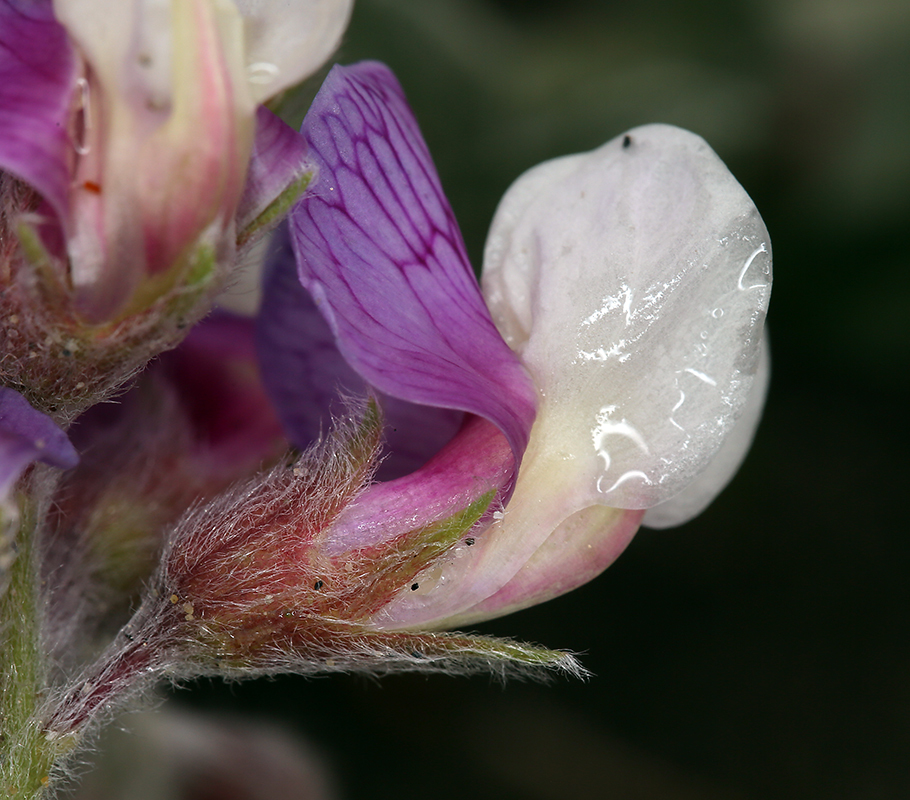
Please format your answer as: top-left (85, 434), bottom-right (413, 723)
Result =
top-left (100, 0), bottom-right (910, 798)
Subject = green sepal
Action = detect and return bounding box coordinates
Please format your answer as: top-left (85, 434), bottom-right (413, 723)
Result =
top-left (372, 629), bottom-right (589, 679)
top-left (236, 169), bottom-right (314, 249)
top-left (15, 219), bottom-right (70, 308)
top-left (335, 396), bottom-right (384, 472)
top-left (266, 626), bottom-right (589, 682)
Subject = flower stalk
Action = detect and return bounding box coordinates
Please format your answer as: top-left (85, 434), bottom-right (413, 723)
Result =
top-left (1, 486), bottom-right (69, 799)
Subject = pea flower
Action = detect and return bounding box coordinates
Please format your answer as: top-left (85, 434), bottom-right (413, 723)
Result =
top-left (0, 0), bottom-right (351, 417)
top-left (31, 58), bottom-right (771, 756)
top-left (257, 61), bottom-right (772, 630)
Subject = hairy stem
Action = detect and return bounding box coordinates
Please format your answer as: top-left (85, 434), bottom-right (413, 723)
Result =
top-left (0, 500), bottom-right (65, 799)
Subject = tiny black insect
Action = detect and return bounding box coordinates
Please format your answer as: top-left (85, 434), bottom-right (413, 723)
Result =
top-left (623, 134), bottom-right (632, 148)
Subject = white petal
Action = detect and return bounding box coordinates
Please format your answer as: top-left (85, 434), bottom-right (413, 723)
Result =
top-left (55, 0), bottom-right (352, 107)
top-left (53, 0), bottom-right (240, 110)
top-left (233, 0), bottom-right (353, 102)
top-left (642, 333), bottom-right (770, 528)
top-left (483, 124), bottom-right (772, 512)
top-left (52, 0), bottom-right (163, 103)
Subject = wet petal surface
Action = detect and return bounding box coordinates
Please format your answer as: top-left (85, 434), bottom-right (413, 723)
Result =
top-left (483, 124), bottom-right (772, 511)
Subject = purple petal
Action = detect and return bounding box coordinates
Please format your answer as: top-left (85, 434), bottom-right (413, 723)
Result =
top-left (68, 313), bottom-right (286, 501)
top-left (236, 107), bottom-right (314, 244)
top-left (0, 0), bottom-right (77, 225)
top-left (256, 224), bottom-right (463, 479)
top-left (288, 61), bottom-right (536, 462)
top-left (0, 387), bottom-right (78, 498)
top-left (159, 312), bottom-right (287, 474)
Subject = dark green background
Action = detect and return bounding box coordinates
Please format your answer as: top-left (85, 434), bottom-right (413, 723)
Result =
top-left (181, 1), bottom-right (910, 798)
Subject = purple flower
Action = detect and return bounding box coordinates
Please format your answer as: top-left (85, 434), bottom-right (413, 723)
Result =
top-left (0, 0), bottom-right (351, 322)
top-left (257, 61), bottom-right (772, 630)
top-left (0, 0), bottom-right (351, 418)
top-left (36, 62), bottom-right (773, 741)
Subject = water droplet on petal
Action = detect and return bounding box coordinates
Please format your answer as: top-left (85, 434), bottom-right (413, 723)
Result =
top-left (592, 407), bottom-right (652, 498)
top-left (248, 61), bottom-right (280, 85)
top-left (737, 243), bottom-right (771, 291)
top-left (73, 78), bottom-right (92, 156)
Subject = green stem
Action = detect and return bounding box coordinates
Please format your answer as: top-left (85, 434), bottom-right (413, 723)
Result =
top-left (0, 499), bottom-right (71, 799)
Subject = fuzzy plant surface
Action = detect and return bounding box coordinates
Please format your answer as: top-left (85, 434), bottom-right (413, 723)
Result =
top-left (0, 3), bottom-right (770, 798)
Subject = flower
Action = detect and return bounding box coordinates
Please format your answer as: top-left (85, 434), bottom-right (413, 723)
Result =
top-left (0, 0), bottom-right (351, 416)
top-left (36, 58), bottom-right (772, 743)
top-left (258, 61), bottom-right (772, 630)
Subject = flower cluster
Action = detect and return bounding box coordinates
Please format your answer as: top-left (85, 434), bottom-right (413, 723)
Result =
top-left (0, 3), bottom-right (771, 797)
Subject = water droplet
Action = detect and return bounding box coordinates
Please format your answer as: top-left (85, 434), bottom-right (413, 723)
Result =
top-left (592, 408), bottom-right (650, 480)
top-left (712, 307), bottom-right (724, 319)
top-left (248, 61), bottom-right (279, 85)
top-left (737, 244), bottom-right (771, 291)
top-left (596, 470), bottom-right (651, 495)
top-left (683, 368), bottom-right (717, 387)
top-left (73, 78), bottom-right (92, 156)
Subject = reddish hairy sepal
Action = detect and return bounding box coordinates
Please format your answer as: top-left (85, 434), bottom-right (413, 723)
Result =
top-left (0, 174), bottom-right (222, 423)
top-left (39, 316), bottom-right (287, 670)
top-left (157, 406), bottom-right (502, 670)
top-left (159, 403), bottom-right (383, 660)
top-left (43, 408), bottom-right (380, 737)
top-left (46, 590), bottom-right (582, 742)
